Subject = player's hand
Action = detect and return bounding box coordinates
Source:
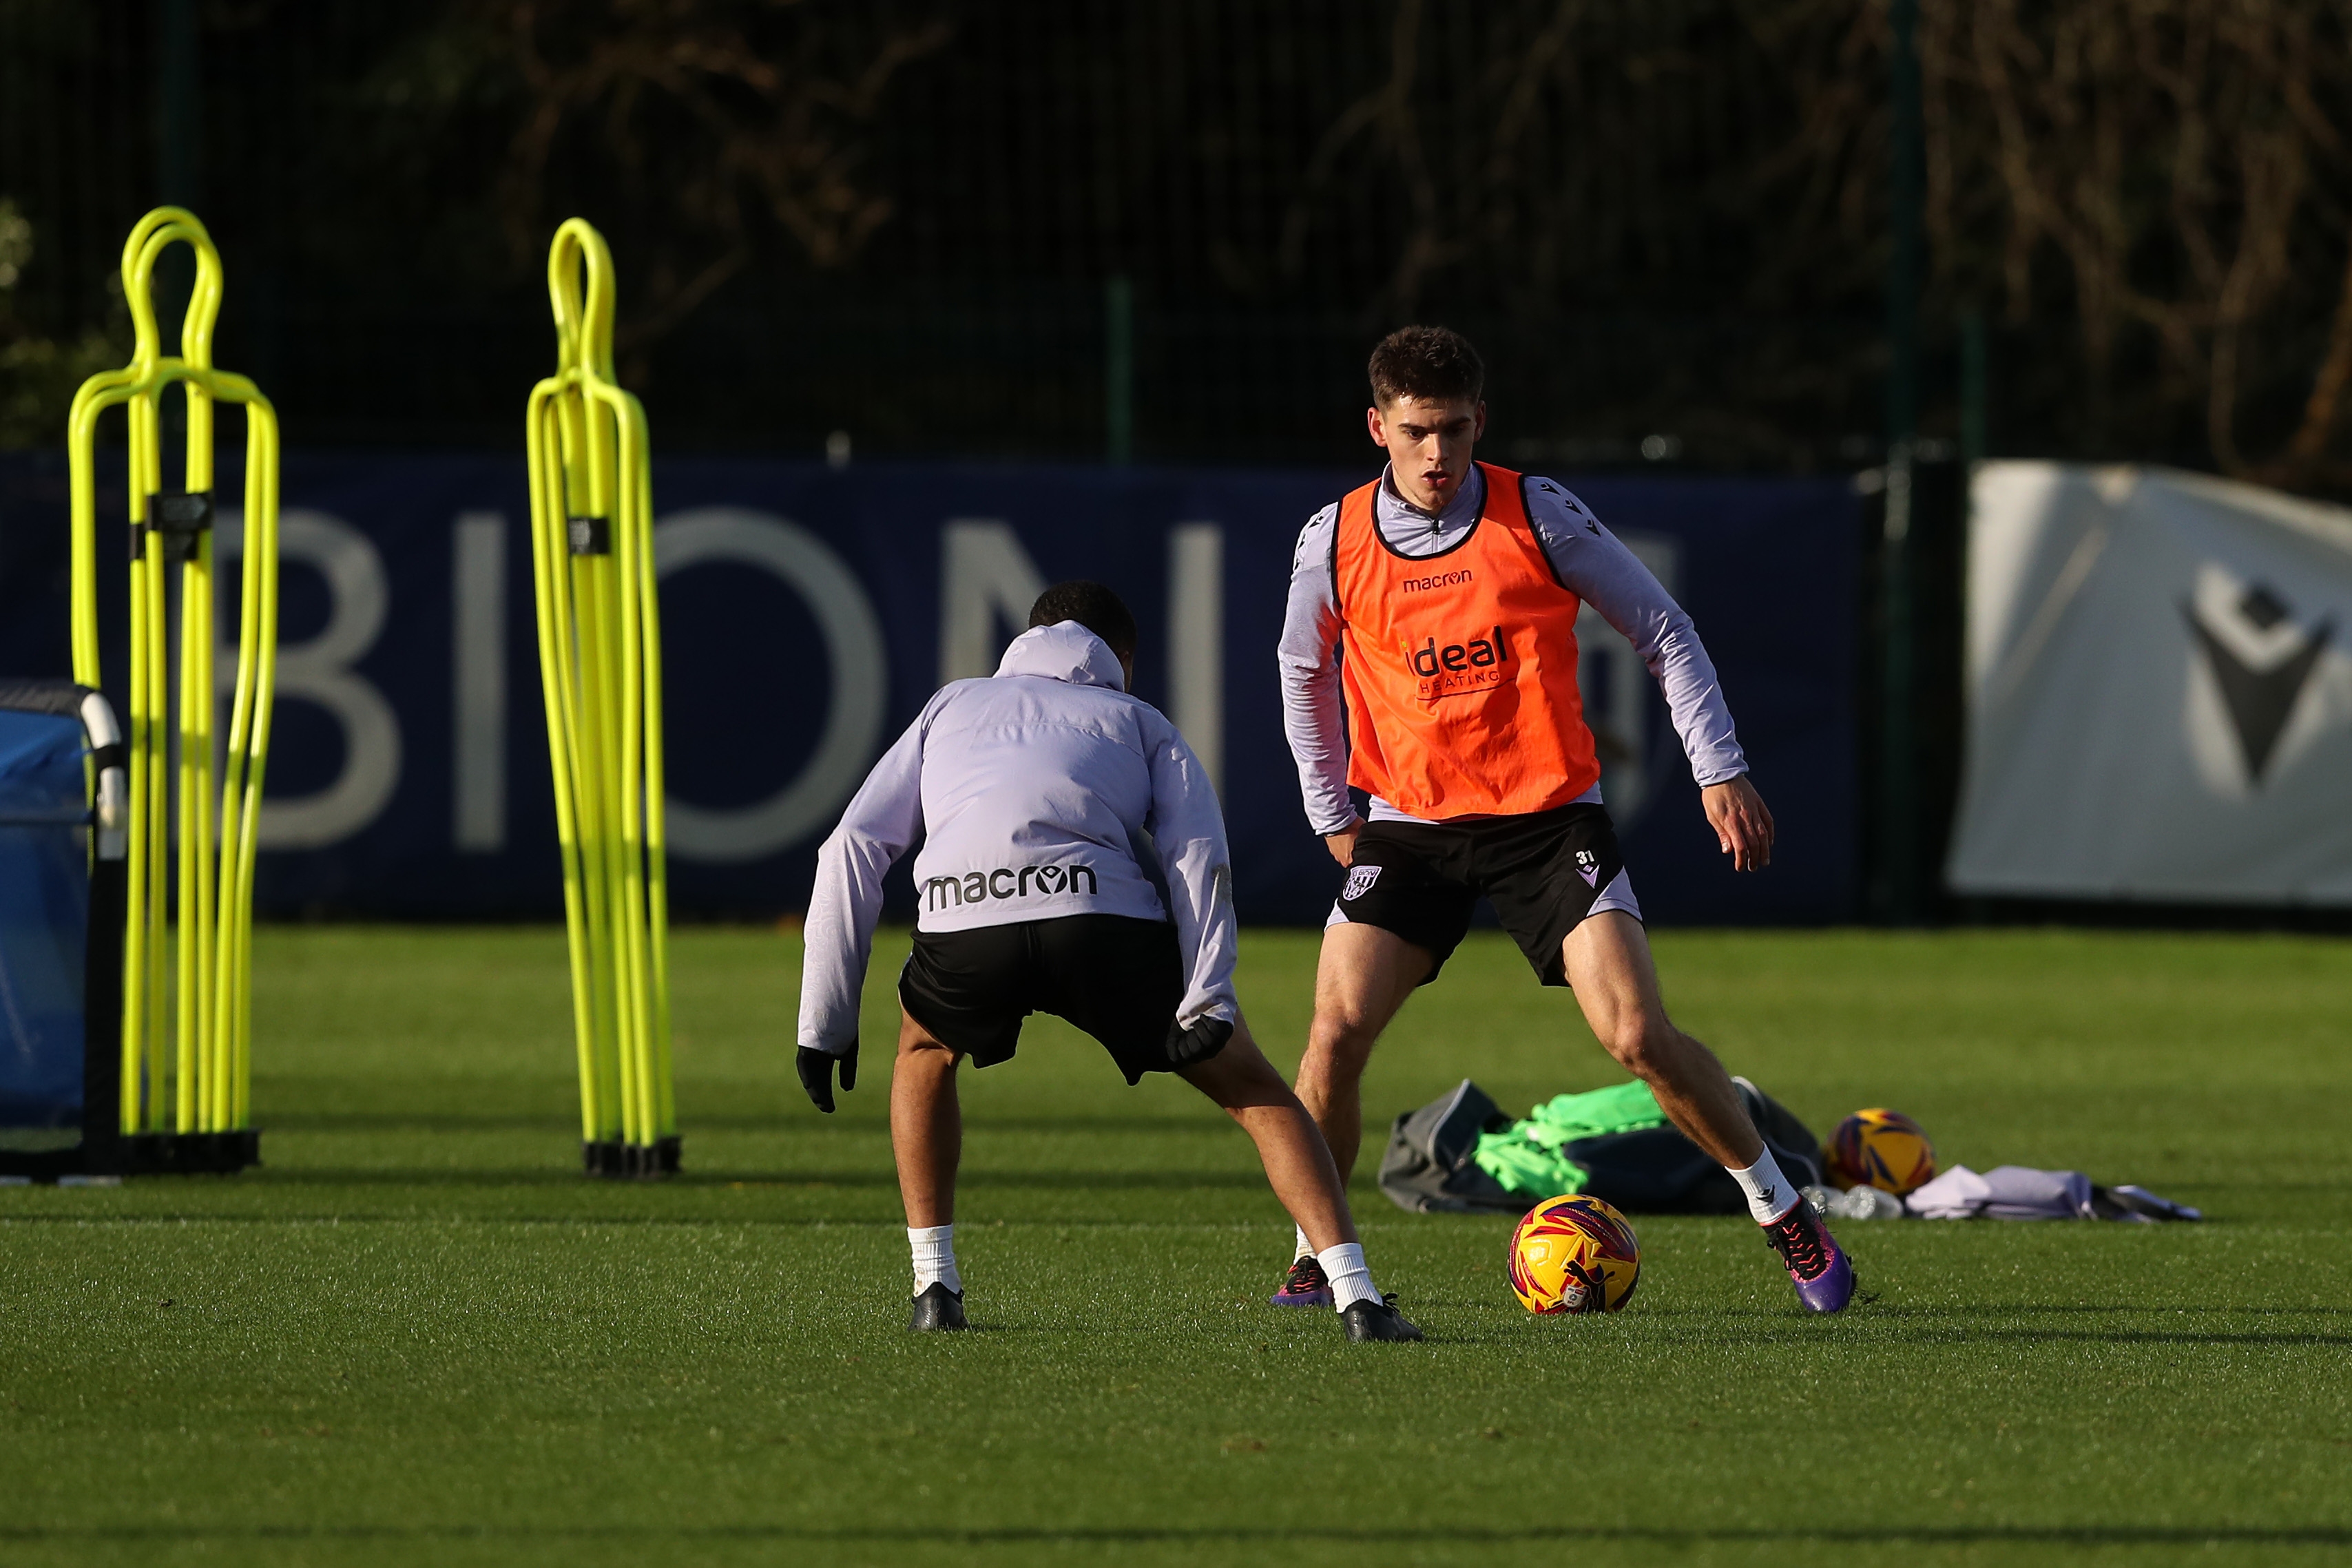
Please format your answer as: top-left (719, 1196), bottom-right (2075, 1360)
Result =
top-left (1323, 815), bottom-right (1366, 867)
top-left (796, 1043), bottom-right (857, 1113)
top-left (1702, 775), bottom-right (1775, 871)
top-left (1165, 1014), bottom-right (1234, 1071)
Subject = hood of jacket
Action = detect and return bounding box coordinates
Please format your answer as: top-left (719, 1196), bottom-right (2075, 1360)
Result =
top-left (993, 621), bottom-right (1127, 691)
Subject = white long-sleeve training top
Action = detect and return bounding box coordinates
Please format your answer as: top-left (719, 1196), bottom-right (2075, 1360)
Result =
top-left (797, 620), bottom-right (1239, 1056)
top-left (1278, 465), bottom-right (1749, 835)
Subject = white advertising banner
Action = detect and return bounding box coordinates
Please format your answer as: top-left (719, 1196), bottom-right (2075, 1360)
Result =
top-left (1948, 461), bottom-right (2352, 904)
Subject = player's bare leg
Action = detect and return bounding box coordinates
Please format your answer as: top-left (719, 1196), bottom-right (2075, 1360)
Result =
top-left (1563, 911), bottom-right (1853, 1313)
top-left (1269, 922), bottom-right (1430, 1310)
top-left (1180, 1021), bottom-right (1356, 1251)
top-left (1205, 1016), bottom-right (1421, 1339)
top-left (1292, 921), bottom-right (1433, 1183)
top-left (890, 1010), bottom-right (969, 1328)
top-left (1559, 912), bottom-right (1760, 1169)
top-left (891, 1009), bottom-right (961, 1226)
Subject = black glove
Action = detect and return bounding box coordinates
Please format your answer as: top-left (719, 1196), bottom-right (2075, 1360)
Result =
top-left (1164, 1015), bottom-right (1234, 1072)
top-left (796, 1043), bottom-right (857, 1113)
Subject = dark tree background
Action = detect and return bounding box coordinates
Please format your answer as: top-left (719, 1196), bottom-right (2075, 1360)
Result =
top-left (6, 0), bottom-right (2352, 481)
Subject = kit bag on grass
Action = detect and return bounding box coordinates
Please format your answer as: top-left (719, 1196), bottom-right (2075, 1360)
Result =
top-left (1378, 1076), bottom-right (1824, 1215)
top-left (1375, 1080), bottom-right (1523, 1213)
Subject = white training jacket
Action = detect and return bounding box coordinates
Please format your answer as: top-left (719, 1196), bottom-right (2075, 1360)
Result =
top-left (796, 621), bottom-right (1239, 1057)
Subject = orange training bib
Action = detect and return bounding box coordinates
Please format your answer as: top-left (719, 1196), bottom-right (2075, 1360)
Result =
top-left (1333, 462), bottom-right (1600, 819)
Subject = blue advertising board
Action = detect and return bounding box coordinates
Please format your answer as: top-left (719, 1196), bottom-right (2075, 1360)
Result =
top-left (0, 452), bottom-right (1858, 923)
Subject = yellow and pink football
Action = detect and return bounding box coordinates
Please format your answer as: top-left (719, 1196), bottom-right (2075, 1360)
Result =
top-left (1508, 1193), bottom-right (1641, 1314)
top-left (1827, 1107), bottom-right (1937, 1195)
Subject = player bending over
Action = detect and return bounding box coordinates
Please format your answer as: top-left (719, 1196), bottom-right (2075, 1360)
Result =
top-left (1271, 326), bottom-right (1855, 1314)
top-left (798, 581), bottom-right (1422, 1341)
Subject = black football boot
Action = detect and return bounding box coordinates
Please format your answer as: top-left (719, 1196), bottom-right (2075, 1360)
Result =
top-left (908, 1282), bottom-right (968, 1332)
top-left (1342, 1297), bottom-right (1424, 1342)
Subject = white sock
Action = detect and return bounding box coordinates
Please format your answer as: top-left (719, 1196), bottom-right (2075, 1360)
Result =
top-left (909, 1224), bottom-right (961, 1295)
top-left (1315, 1242), bottom-right (1380, 1312)
top-left (1730, 1150), bottom-right (1800, 1225)
top-left (1293, 1225), bottom-right (1314, 1262)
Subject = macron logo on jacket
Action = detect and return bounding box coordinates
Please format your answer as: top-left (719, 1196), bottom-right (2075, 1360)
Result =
top-left (926, 862), bottom-right (1101, 910)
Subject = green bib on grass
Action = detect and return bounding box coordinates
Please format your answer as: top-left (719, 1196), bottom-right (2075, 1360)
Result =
top-left (1470, 1080), bottom-right (1670, 1196)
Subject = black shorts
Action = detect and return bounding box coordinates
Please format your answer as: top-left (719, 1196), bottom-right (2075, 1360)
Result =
top-left (1331, 802), bottom-right (1635, 987)
top-left (899, 914), bottom-right (1200, 1085)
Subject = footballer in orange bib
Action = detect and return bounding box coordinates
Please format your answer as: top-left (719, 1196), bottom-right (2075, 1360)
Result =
top-left (1267, 326), bottom-right (1856, 1318)
top-left (1333, 459), bottom-right (1601, 821)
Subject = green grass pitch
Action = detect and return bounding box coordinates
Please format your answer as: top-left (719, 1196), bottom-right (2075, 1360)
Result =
top-left (2, 925), bottom-right (2349, 1567)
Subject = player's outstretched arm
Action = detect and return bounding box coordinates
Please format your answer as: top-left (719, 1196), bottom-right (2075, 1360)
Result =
top-left (1702, 774), bottom-right (1775, 872)
top-left (1142, 721), bottom-right (1242, 1064)
top-left (1276, 504), bottom-right (1362, 842)
top-left (797, 714), bottom-right (927, 1111)
top-left (1528, 485), bottom-right (1764, 851)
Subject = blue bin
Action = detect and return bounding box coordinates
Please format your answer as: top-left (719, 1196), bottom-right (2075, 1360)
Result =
top-left (0, 681), bottom-right (122, 1172)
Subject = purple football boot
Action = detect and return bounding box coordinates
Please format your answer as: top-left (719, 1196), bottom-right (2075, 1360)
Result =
top-left (1269, 1254), bottom-right (1333, 1308)
top-left (1762, 1202), bottom-right (1855, 1314)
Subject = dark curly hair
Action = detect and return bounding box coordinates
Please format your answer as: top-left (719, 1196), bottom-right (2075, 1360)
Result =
top-left (1368, 325), bottom-right (1485, 406)
top-left (1028, 580), bottom-right (1137, 660)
